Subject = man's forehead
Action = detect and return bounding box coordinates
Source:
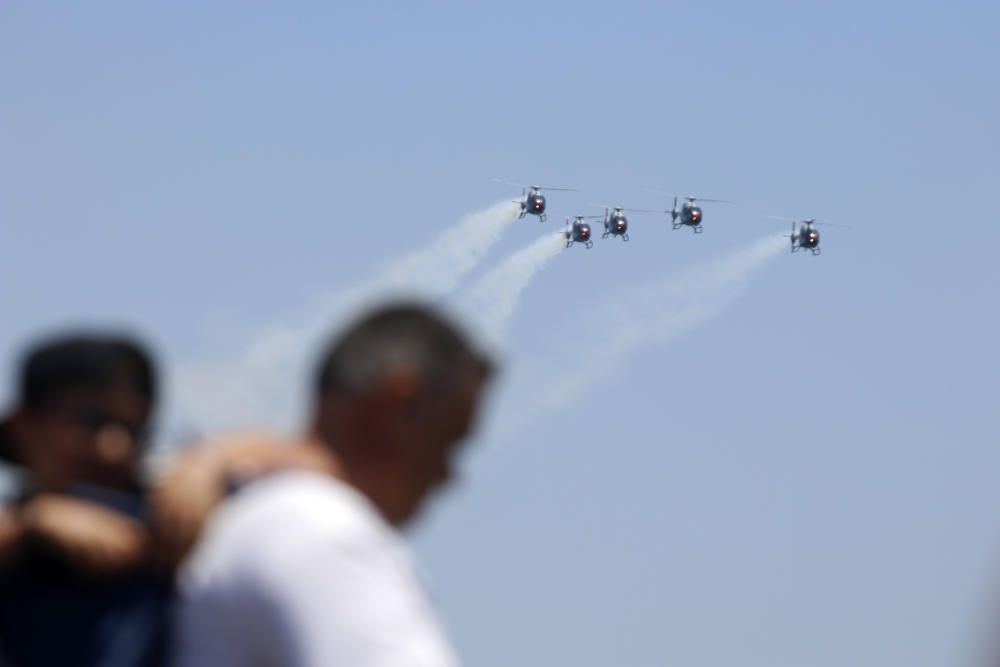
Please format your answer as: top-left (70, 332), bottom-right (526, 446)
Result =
top-left (422, 371), bottom-right (486, 407)
top-left (438, 374), bottom-right (488, 428)
top-left (459, 368), bottom-right (491, 404)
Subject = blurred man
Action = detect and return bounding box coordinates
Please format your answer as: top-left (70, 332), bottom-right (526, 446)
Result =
top-left (0, 333), bottom-right (346, 666)
top-left (175, 302), bottom-right (494, 667)
top-left (0, 334), bottom-right (173, 666)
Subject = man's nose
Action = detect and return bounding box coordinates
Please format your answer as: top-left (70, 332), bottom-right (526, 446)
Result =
top-left (94, 423), bottom-right (136, 465)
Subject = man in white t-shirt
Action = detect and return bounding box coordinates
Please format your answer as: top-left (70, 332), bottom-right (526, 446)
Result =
top-left (173, 303), bottom-right (494, 667)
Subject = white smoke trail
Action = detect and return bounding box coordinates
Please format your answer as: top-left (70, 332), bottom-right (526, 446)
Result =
top-left (457, 232), bottom-right (566, 353)
top-left (368, 200), bottom-right (524, 299)
top-left (496, 234), bottom-right (787, 435)
top-left (163, 201), bottom-right (521, 441)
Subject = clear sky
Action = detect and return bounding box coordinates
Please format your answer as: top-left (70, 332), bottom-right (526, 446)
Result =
top-left (3, 2), bottom-right (1000, 665)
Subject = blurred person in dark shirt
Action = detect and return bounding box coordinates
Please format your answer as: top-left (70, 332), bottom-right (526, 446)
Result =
top-left (0, 333), bottom-right (344, 666)
top-left (0, 333), bottom-right (173, 666)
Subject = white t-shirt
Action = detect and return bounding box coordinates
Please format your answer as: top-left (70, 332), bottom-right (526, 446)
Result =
top-left (173, 471), bottom-right (460, 667)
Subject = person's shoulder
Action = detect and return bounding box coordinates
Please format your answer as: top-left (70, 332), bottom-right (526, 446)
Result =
top-left (191, 471), bottom-right (393, 570)
top-left (227, 470), bottom-right (377, 531)
top-left (179, 470), bottom-right (401, 610)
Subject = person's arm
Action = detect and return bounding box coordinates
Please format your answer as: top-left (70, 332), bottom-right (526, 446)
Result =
top-left (2, 495), bottom-right (149, 577)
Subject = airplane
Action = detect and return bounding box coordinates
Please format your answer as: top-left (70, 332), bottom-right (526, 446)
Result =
top-left (647, 190), bottom-right (732, 233)
top-left (491, 178), bottom-right (577, 222)
top-left (600, 206), bottom-right (659, 242)
top-left (669, 195), bottom-right (732, 233)
top-left (770, 216), bottom-right (850, 255)
top-left (564, 215), bottom-right (600, 248)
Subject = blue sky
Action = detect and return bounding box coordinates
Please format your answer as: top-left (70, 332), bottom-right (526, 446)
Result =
top-left (3, 2), bottom-right (1000, 665)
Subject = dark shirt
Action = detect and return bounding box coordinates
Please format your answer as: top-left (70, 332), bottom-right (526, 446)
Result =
top-left (0, 486), bottom-right (173, 667)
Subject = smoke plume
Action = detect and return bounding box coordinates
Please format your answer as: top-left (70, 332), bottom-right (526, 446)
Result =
top-left (457, 232), bottom-right (566, 352)
top-left (496, 234), bottom-right (787, 435)
top-left (164, 201), bottom-right (521, 441)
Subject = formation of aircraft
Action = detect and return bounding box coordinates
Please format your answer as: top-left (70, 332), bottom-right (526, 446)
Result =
top-left (493, 178), bottom-right (846, 255)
